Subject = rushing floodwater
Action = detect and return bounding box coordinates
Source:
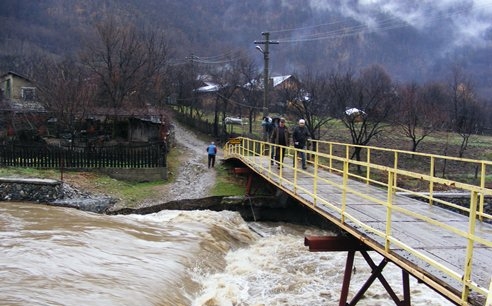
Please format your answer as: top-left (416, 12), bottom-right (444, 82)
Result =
top-left (0, 202), bottom-right (452, 306)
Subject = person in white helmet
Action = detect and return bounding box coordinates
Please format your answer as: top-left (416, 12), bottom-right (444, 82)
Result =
top-left (292, 119), bottom-right (310, 169)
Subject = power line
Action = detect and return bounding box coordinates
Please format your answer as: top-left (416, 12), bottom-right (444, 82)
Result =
top-left (215, 92), bottom-right (264, 110)
top-left (269, 2), bottom-right (492, 44)
top-left (169, 2), bottom-right (492, 66)
top-left (185, 50), bottom-right (247, 65)
top-left (189, 50), bottom-right (238, 60)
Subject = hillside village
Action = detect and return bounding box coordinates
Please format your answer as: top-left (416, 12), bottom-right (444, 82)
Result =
top-left (1, 1), bottom-right (492, 180)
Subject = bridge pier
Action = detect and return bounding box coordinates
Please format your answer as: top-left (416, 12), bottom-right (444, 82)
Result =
top-left (232, 167), bottom-right (254, 195)
top-left (305, 236), bottom-right (411, 306)
top-left (232, 167), bottom-right (277, 197)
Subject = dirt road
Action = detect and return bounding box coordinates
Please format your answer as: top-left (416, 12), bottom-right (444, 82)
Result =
top-left (55, 120), bottom-right (218, 211)
top-left (134, 121), bottom-right (217, 208)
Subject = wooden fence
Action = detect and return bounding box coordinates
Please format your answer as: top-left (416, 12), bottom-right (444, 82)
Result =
top-left (174, 111), bottom-right (251, 142)
top-left (0, 142), bottom-right (166, 169)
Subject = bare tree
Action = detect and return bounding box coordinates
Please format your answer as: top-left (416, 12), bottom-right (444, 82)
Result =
top-left (331, 65), bottom-right (397, 161)
top-left (169, 59), bottom-right (203, 117)
top-left (448, 66), bottom-right (482, 157)
top-left (81, 16), bottom-right (169, 116)
top-left (395, 82), bottom-right (448, 152)
top-left (288, 71), bottom-right (333, 141)
top-left (31, 57), bottom-right (96, 140)
top-left (273, 75), bottom-right (301, 117)
top-left (236, 56), bottom-right (262, 133)
top-left (207, 52), bottom-right (244, 137)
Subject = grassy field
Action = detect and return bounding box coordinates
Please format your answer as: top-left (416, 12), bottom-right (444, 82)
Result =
top-left (206, 109), bottom-right (492, 161)
top-left (272, 118), bottom-right (492, 161)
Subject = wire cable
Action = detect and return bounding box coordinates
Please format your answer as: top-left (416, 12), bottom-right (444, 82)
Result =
top-left (270, 2), bottom-right (492, 44)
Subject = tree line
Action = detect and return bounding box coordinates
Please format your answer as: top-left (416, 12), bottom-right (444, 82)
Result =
top-left (24, 17), bottom-right (490, 159)
top-left (276, 65), bottom-right (488, 159)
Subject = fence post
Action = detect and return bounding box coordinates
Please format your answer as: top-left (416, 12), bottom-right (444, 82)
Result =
top-left (60, 158), bottom-right (64, 181)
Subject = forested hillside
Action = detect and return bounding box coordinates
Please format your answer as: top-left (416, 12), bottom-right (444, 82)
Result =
top-left (1, 0), bottom-right (491, 98)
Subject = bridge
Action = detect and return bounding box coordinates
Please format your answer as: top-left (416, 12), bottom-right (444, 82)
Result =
top-left (223, 137), bottom-right (492, 306)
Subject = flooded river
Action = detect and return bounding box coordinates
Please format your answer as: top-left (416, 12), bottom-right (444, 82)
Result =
top-left (0, 202), bottom-right (451, 305)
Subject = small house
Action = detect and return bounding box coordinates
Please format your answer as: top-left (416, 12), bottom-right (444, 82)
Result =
top-left (0, 71), bottom-right (47, 142)
top-left (0, 71), bottom-right (36, 102)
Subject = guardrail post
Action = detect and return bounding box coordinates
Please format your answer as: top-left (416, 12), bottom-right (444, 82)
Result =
top-left (480, 162), bottom-right (486, 222)
top-left (293, 148), bottom-right (298, 190)
top-left (486, 277), bottom-right (492, 306)
top-left (341, 159), bottom-right (349, 223)
top-left (385, 170), bottom-right (394, 252)
top-left (393, 152), bottom-right (398, 191)
top-left (244, 138), bottom-right (248, 157)
top-left (429, 156), bottom-right (435, 205)
top-left (328, 142), bottom-right (333, 172)
top-left (462, 190), bottom-right (478, 303)
top-left (313, 150), bottom-right (319, 206)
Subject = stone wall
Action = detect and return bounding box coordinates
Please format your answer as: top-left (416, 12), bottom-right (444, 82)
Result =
top-left (0, 177), bottom-right (64, 202)
top-left (0, 177), bottom-right (116, 213)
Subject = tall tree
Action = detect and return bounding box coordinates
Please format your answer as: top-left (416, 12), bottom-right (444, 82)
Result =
top-left (448, 66), bottom-right (482, 157)
top-left (207, 52), bottom-right (244, 137)
top-left (288, 71), bottom-right (333, 141)
top-left (169, 59), bottom-right (203, 117)
top-left (81, 16), bottom-right (169, 114)
top-left (236, 55), bottom-right (262, 133)
top-left (331, 65), bottom-right (397, 161)
top-left (395, 82), bottom-right (447, 152)
top-left (31, 56), bottom-right (96, 140)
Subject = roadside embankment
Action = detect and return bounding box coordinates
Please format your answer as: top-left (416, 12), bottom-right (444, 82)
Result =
top-left (0, 177), bottom-right (116, 213)
top-left (0, 177), bottom-right (340, 230)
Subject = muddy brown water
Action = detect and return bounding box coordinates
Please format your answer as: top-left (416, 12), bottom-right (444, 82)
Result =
top-left (0, 201), bottom-right (452, 305)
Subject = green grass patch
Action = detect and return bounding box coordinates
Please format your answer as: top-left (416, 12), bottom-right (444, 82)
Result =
top-left (484, 152), bottom-right (492, 161)
top-left (0, 167), bottom-right (61, 179)
top-left (164, 145), bottom-right (182, 184)
top-left (99, 178), bottom-right (162, 205)
top-left (211, 163), bottom-right (247, 196)
top-left (99, 146), bottom-right (189, 205)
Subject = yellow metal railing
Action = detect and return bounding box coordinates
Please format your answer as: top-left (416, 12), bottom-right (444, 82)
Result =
top-left (223, 137), bottom-right (492, 305)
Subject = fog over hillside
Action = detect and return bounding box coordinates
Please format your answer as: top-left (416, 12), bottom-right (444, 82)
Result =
top-left (1, 0), bottom-right (491, 98)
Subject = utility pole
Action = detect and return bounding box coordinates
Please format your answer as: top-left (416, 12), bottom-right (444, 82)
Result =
top-left (187, 53), bottom-right (197, 118)
top-left (254, 32), bottom-right (279, 118)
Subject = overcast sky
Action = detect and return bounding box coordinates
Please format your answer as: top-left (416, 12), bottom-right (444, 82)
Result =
top-left (273, 0), bottom-right (492, 49)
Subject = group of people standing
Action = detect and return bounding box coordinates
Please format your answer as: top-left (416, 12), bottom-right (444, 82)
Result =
top-left (269, 117), bottom-right (310, 170)
top-left (206, 117), bottom-right (311, 170)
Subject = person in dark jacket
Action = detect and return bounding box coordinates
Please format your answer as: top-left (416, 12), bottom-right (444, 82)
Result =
top-left (292, 119), bottom-right (310, 169)
top-left (261, 116), bottom-right (274, 139)
top-left (206, 142), bottom-right (217, 168)
top-left (270, 118), bottom-right (290, 169)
